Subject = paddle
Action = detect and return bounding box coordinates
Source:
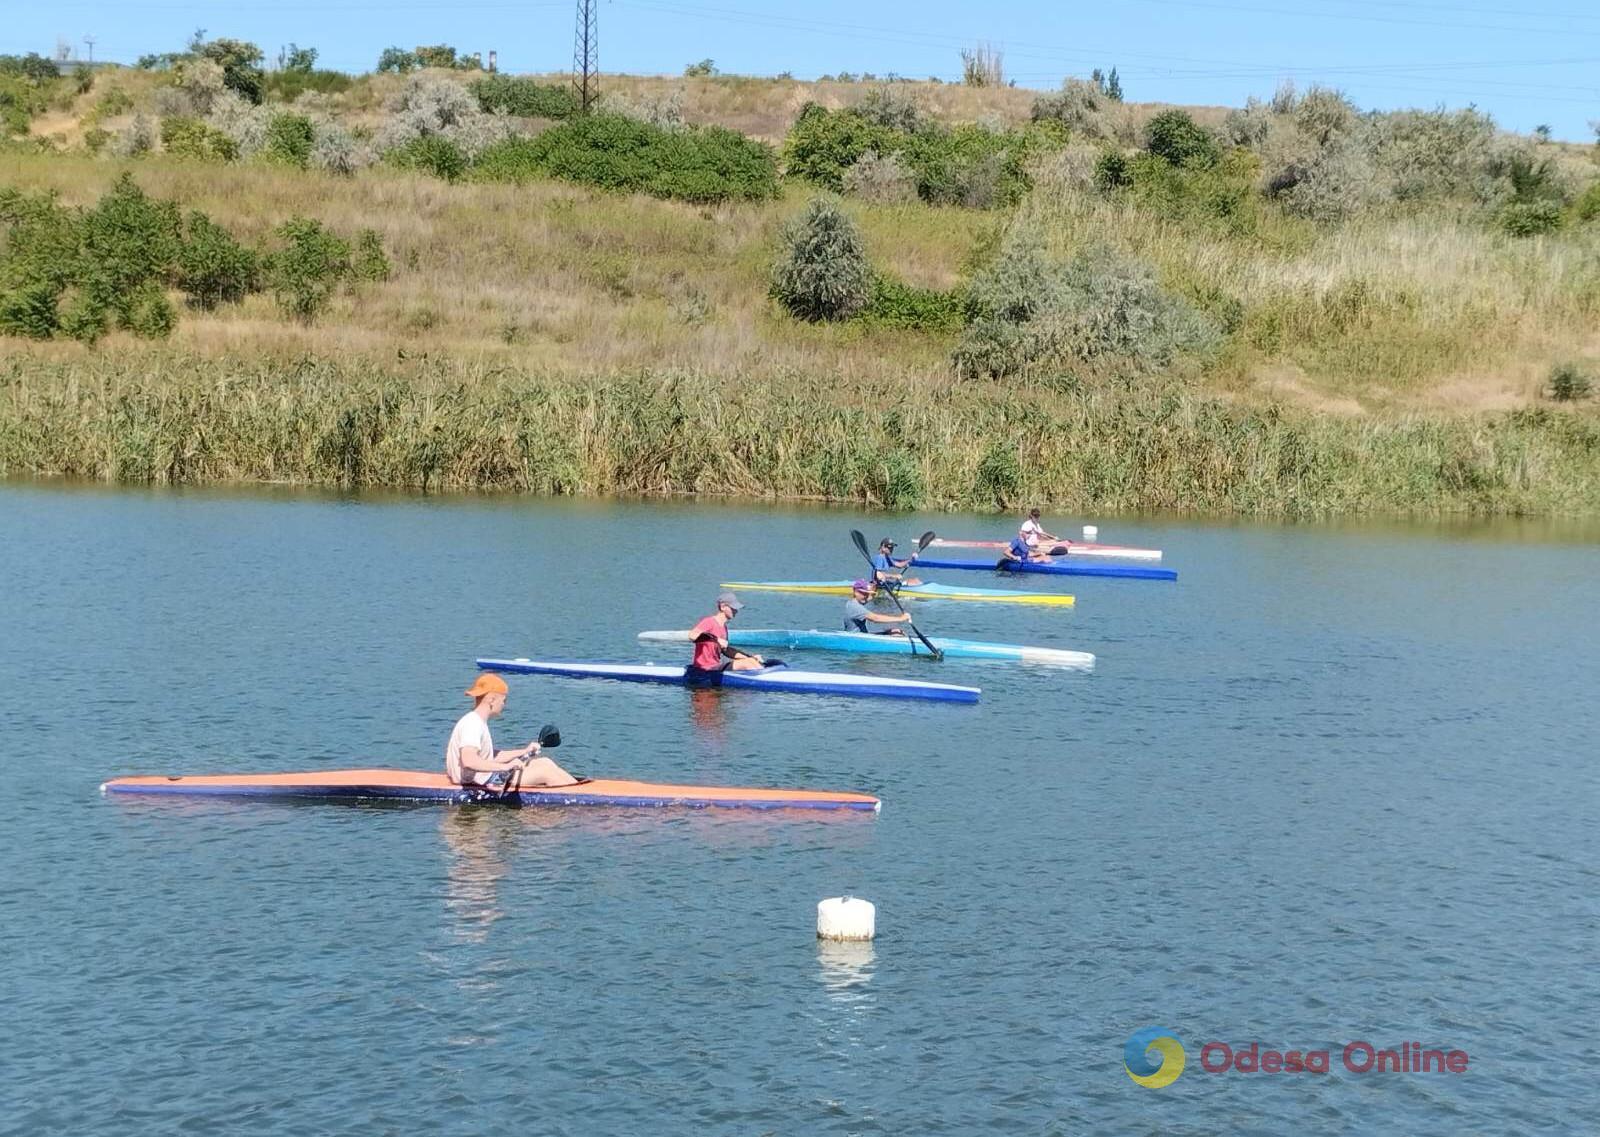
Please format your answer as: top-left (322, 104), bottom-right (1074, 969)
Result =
top-left (500, 723), bottom-right (564, 801)
top-left (849, 529), bottom-right (944, 661)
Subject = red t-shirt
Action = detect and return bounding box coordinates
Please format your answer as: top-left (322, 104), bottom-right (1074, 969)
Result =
top-left (690, 615), bottom-right (726, 669)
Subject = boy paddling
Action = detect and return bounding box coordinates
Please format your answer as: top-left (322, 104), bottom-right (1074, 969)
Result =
top-left (446, 673), bottom-right (577, 788)
top-left (844, 579), bottom-right (912, 635)
top-left (687, 591), bottom-right (768, 679)
top-left (1019, 508), bottom-right (1071, 555)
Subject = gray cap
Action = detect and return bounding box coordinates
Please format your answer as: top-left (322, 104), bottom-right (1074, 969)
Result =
top-left (716, 590), bottom-right (744, 611)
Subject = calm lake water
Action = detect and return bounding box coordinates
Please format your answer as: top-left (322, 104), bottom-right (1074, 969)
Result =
top-left (2, 483), bottom-right (1596, 1135)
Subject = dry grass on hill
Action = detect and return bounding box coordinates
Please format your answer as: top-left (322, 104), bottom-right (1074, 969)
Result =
top-left (0, 151), bottom-right (985, 381)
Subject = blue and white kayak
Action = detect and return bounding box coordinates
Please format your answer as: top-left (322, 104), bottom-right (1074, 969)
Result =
top-left (721, 580), bottom-right (1075, 607)
top-left (915, 557), bottom-right (1177, 581)
top-left (477, 658), bottom-right (980, 703)
top-left (637, 629), bottom-right (1094, 668)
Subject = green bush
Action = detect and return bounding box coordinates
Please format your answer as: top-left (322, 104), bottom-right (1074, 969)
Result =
top-left (1362, 107), bottom-right (1495, 201)
top-left (160, 115), bottom-right (239, 161)
top-left (901, 124), bottom-right (1033, 208)
top-left (266, 217), bottom-right (351, 322)
top-left (1145, 109), bottom-right (1219, 168)
top-left (783, 104), bottom-right (899, 190)
top-left (1094, 150), bottom-right (1132, 191)
top-left (684, 59), bottom-right (717, 78)
top-left (75, 174), bottom-right (181, 331)
top-left (0, 281), bottom-right (59, 338)
top-left (472, 114), bottom-right (779, 203)
top-left (859, 276), bottom-right (965, 331)
top-left (471, 75), bottom-right (579, 118)
top-left (0, 73), bottom-right (51, 136)
top-left (856, 86), bottom-right (923, 132)
top-left (194, 36), bottom-right (265, 104)
top-left (263, 69), bottom-right (353, 102)
top-left (1125, 151), bottom-right (1261, 232)
top-left (954, 229), bottom-right (1218, 379)
top-left (94, 88), bottom-right (135, 119)
top-left (122, 281), bottom-right (177, 338)
top-left (1548, 363), bottom-right (1594, 402)
top-left (841, 150), bottom-right (917, 203)
top-left (377, 47), bottom-right (420, 74)
top-left (60, 291), bottom-right (109, 344)
top-left (353, 229), bottom-right (392, 282)
top-left (389, 134), bottom-right (467, 181)
top-left (770, 197), bottom-right (873, 322)
top-left (0, 177), bottom-right (186, 344)
top-left (784, 103), bottom-right (1050, 208)
top-left (174, 210), bottom-right (259, 308)
top-left (0, 53), bottom-right (61, 82)
top-left (263, 112), bottom-right (315, 167)
top-left (415, 45), bottom-right (478, 69)
top-left (1575, 182), bottom-right (1600, 223)
top-left (1498, 201), bottom-right (1563, 237)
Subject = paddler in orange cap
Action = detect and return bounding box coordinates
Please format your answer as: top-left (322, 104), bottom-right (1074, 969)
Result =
top-left (447, 673), bottom-right (577, 788)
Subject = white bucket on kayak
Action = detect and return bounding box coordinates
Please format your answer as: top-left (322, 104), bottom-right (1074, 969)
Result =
top-left (1083, 525), bottom-right (1098, 539)
top-left (817, 896), bottom-right (876, 941)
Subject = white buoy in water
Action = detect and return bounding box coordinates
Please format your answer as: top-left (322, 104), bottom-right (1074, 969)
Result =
top-left (817, 896), bottom-right (876, 941)
top-left (1083, 525), bottom-right (1099, 539)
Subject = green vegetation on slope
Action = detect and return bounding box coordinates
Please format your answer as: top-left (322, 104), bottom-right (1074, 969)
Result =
top-left (4, 42), bottom-right (1600, 514)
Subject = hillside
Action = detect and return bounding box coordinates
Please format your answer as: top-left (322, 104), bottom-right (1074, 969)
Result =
top-left (3, 52), bottom-right (1599, 513)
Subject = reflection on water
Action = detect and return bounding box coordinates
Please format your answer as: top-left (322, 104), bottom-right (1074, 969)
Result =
top-left (816, 940), bottom-right (876, 1005)
top-left (688, 687), bottom-right (728, 738)
top-left (813, 941), bottom-right (877, 1055)
top-left (440, 809), bottom-right (509, 944)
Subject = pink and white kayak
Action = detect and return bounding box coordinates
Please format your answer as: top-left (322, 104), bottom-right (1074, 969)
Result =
top-left (929, 538), bottom-right (1163, 561)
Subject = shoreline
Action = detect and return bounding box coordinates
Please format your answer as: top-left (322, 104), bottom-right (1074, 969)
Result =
top-left (4, 353), bottom-right (1598, 518)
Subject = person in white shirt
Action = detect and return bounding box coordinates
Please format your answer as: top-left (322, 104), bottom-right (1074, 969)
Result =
top-left (447, 673), bottom-right (576, 788)
top-left (1019, 508), bottom-right (1069, 554)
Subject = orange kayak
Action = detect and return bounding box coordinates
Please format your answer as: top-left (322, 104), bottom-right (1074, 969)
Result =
top-left (102, 769), bottom-right (881, 813)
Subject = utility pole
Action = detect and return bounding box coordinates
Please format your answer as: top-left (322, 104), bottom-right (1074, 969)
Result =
top-left (572, 0), bottom-right (598, 113)
top-left (82, 34), bottom-right (96, 64)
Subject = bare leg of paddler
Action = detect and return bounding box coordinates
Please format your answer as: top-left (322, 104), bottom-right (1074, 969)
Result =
top-left (515, 755), bottom-right (579, 787)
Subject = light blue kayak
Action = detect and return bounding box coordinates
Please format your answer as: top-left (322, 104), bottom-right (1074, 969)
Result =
top-left (638, 629), bottom-right (1094, 668)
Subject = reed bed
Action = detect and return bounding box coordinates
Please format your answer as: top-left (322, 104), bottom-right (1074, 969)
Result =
top-left (5, 353), bottom-right (1597, 516)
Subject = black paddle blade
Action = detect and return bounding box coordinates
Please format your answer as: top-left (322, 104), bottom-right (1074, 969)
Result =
top-left (538, 723), bottom-right (562, 749)
top-left (849, 529), bottom-right (871, 561)
top-left (917, 530), bottom-right (937, 550)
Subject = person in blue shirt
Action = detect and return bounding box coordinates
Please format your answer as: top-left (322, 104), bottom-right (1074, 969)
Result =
top-left (843, 579), bottom-right (912, 635)
top-left (1006, 534), bottom-right (1054, 563)
top-left (871, 537), bottom-right (921, 586)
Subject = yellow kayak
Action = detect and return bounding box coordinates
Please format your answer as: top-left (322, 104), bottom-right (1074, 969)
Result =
top-left (720, 580), bottom-right (1076, 607)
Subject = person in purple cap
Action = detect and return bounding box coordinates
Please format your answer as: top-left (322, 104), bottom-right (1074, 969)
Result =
top-left (843, 579), bottom-right (912, 635)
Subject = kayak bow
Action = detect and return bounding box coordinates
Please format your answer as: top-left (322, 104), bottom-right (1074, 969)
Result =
top-left (102, 770), bottom-right (880, 812)
top-left (477, 658), bottom-right (981, 703)
top-left (637, 629), bottom-right (1094, 668)
top-left (720, 580), bottom-right (1076, 607)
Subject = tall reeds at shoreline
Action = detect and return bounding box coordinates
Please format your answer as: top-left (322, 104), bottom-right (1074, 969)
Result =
top-left (4, 354), bottom-right (1596, 516)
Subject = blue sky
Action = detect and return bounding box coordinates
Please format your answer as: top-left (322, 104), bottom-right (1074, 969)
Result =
top-left (11, 0), bottom-right (1600, 139)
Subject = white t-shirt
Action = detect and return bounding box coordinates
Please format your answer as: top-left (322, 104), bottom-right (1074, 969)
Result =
top-left (1020, 518), bottom-right (1045, 547)
top-left (446, 709), bottom-right (495, 785)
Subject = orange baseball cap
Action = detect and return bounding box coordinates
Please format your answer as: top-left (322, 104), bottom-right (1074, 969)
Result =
top-left (464, 673), bottom-right (509, 698)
